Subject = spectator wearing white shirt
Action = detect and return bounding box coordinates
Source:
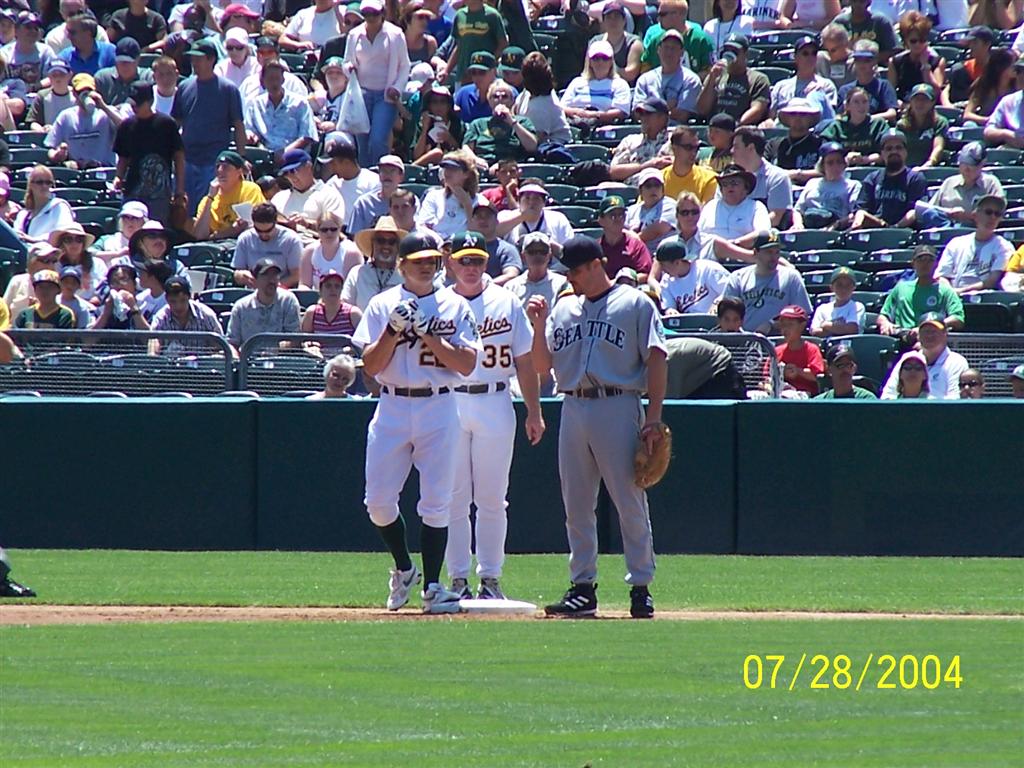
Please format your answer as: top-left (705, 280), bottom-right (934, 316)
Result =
top-left (343, 0), bottom-right (412, 167)
top-left (214, 27), bottom-right (258, 87)
top-left (655, 237), bottom-right (728, 315)
top-left (279, 0), bottom-right (343, 51)
top-left (496, 180), bottom-right (575, 271)
top-left (320, 131), bottom-right (381, 230)
top-left (12, 165), bottom-right (76, 243)
top-left (935, 194), bottom-right (1012, 294)
top-left (561, 39), bottom-right (633, 126)
top-left (881, 315), bottom-right (970, 400)
top-left (810, 267), bottom-right (865, 337)
top-left (415, 152), bottom-right (487, 239)
top-left (272, 149), bottom-right (347, 243)
top-left (626, 167), bottom-right (677, 253)
top-left (151, 55), bottom-right (178, 115)
top-left (698, 163), bottom-right (771, 259)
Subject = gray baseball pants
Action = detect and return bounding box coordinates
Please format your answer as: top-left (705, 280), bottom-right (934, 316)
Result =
top-left (558, 393), bottom-right (656, 586)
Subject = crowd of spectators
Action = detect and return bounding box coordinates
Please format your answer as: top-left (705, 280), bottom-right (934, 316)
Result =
top-left (0, 0), bottom-right (1022, 400)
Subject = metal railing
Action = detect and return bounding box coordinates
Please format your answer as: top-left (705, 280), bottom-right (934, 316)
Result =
top-left (238, 333), bottom-right (362, 396)
top-left (947, 333), bottom-right (1024, 398)
top-left (2, 330), bottom-right (234, 396)
top-left (699, 333), bottom-right (782, 398)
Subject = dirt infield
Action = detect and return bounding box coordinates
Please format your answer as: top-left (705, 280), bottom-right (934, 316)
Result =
top-left (2, 605), bottom-right (1021, 626)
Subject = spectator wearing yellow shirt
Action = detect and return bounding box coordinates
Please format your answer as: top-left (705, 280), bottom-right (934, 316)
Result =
top-left (192, 150), bottom-right (265, 240)
top-left (1004, 243), bottom-right (1024, 291)
top-left (0, 296), bottom-right (9, 330)
top-left (663, 124), bottom-right (718, 204)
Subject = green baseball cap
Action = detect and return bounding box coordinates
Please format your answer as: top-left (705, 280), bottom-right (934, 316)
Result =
top-left (499, 46), bottom-right (525, 73)
top-left (216, 150), bottom-right (245, 168)
top-left (467, 51), bottom-right (497, 72)
top-left (655, 239), bottom-right (687, 262)
top-left (598, 195), bottom-right (627, 215)
top-left (752, 229), bottom-right (781, 251)
top-left (830, 266), bottom-right (857, 284)
top-left (450, 230), bottom-right (489, 259)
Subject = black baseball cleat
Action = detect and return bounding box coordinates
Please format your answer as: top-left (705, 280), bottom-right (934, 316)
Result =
top-left (0, 579), bottom-right (36, 598)
top-left (544, 582), bottom-right (598, 617)
top-left (629, 585), bottom-right (654, 619)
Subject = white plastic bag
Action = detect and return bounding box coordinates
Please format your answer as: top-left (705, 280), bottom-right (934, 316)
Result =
top-left (338, 70), bottom-right (370, 135)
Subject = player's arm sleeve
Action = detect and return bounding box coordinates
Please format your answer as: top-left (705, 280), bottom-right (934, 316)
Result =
top-left (638, 297), bottom-right (668, 361)
top-left (351, 296), bottom-right (382, 348)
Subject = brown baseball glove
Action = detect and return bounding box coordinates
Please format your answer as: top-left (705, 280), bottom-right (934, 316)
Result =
top-left (634, 423), bottom-right (672, 489)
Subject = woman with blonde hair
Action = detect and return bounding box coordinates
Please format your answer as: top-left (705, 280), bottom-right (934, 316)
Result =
top-left (888, 11), bottom-right (946, 100)
top-left (299, 210), bottom-right (363, 289)
top-left (415, 149), bottom-right (486, 238)
top-left (560, 39), bottom-right (632, 127)
top-left (12, 165), bottom-right (75, 242)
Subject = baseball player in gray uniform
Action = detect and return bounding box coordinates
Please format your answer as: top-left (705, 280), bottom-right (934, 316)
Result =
top-left (527, 236), bottom-right (669, 619)
top-left (353, 233), bottom-right (482, 614)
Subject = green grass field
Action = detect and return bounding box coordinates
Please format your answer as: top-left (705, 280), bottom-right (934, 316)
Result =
top-left (2, 551), bottom-right (1022, 767)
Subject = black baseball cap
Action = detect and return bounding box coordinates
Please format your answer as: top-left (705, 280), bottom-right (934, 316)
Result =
top-left (129, 81), bottom-right (153, 106)
top-left (185, 39), bottom-right (218, 58)
top-left (722, 33), bottom-right (749, 53)
top-left (709, 112), bottom-right (737, 131)
top-left (634, 96), bottom-right (669, 115)
top-left (164, 275), bottom-right (192, 294)
top-left (319, 130), bottom-right (358, 162)
top-left (560, 235), bottom-right (603, 271)
top-left (826, 343), bottom-right (857, 366)
top-left (252, 258), bottom-right (282, 277)
top-left (794, 35), bottom-right (819, 51)
top-left (964, 26), bottom-right (995, 45)
top-left (655, 239), bottom-right (687, 262)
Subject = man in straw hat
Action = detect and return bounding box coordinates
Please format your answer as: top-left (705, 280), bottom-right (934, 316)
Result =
top-left (341, 215), bottom-right (408, 311)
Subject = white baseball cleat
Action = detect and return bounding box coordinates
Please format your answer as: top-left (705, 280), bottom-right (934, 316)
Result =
top-left (422, 582), bottom-right (463, 614)
top-left (386, 564), bottom-right (421, 611)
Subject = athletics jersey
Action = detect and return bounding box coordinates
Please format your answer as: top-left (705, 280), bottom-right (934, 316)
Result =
top-left (660, 259), bottom-right (730, 314)
top-left (353, 284), bottom-right (482, 389)
top-left (546, 284), bottom-right (667, 392)
top-left (452, 282), bottom-right (533, 386)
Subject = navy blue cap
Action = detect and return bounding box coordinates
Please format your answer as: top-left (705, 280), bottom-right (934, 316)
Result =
top-left (279, 148), bottom-right (312, 173)
top-left (59, 265), bottom-right (82, 282)
top-left (794, 35), bottom-right (818, 51)
top-left (818, 141), bottom-right (845, 158)
top-left (560, 235), bottom-right (603, 271)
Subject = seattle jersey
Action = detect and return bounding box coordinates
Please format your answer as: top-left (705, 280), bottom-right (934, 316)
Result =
top-left (546, 284), bottom-right (667, 392)
top-left (450, 283), bottom-right (533, 386)
top-left (353, 284), bottom-right (482, 388)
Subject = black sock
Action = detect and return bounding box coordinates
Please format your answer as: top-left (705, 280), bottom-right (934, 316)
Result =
top-left (420, 524), bottom-right (448, 587)
top-left (376, 517), bottom-right (413, 572)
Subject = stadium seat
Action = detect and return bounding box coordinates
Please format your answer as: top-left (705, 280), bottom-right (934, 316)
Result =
top-left (401, 164), bottom-right (428, 183)
top-left (199, 288), bottom-right (252, 316)
top-left (786, 249), bottom-right (861, 268)
top-left (400, 182), bottom-right (430, 199)
top-left (574, 183), bottom-right (637, 207)
top-left (842, 228), bottom-right (913, 252)
top-left (531, 15), bottom-right (567, 33)
top-left (15, 166), bottom-right (78, 186)
top-left (845, 166), bottom-right (877, 182)
top-left (947, 125), bottom-right (984, 145)
top-left (854, 249), bottom-right (914, 271)
top-left (72, 206), bottom-right (120, 233)
top-left (174, 243), bottom-right (232, 268)
top-left (52, 187), bottom-right (99, 205)
top-left (916, 226), bottom-right (974, 247)
top-left (4, 131), bottom-right (47, 148)
top-left (533, 32), bottom-right (557, 57)
top-left (518, 163), bottom-right (565, 184)
top-left (920, 167), bottom-right (958, 184)
top-left (550, 205), bottom-right (596, 228)
top-left (864, 269), bottom-right (910, 291)
top-left (779, 230), bottom-right (837, 251)
top-left (963, 303), bottom-right (1015, 333)
top-left (825, 334), bottom-right (899, 384)
top-left (1002, 185), bottom-right (1024, 204)
top-left (292, 289), bottom-right (319, 308)
top-left (592, 125), bottom-right (639, 147)
top-left (984, 147), bottom-right (1023, 165)
top-left (663, 313), bottom-right (717, 332)
top-left (8, 147), bottom-right (50, 167)
top-left (545, 183), bottom-right (579, 204)
top-left (991, 167), bottom-right (1024, 185)
top-left (566, 143), bottom-right (611, 163)
top-left (753, 67), bottom-right (792, 85)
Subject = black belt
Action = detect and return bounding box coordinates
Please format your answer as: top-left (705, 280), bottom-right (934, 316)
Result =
top-left (381, 386), bottom-right (450, 397)
top-left (454, 382), bottom-right (507, 394)
top-left (561, 386), bottom-right (625, 399)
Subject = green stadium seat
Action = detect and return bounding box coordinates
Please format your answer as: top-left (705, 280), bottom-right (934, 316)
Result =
top-left (292, 289), bottom-right (319, 308)
top-left (175, 242), bottom-right (233, 267)
top-left (401, 164), bottom-right (429, 183)
top-left (518, 163), bottom-right (565, 183)
top-left (8, 147), bottom-right (50, 167)
top-left (842, 228), bottom-right (913, 252)
top-left (53, 187), bottom-right (99, 205)
top-left (545, 183), bottom-right (579, 204)
top-left (592, 125), bottom-right (639, 147)
top-left (853, 249), bottom-right (915, 271)
top-left (4, 131), bottom-right (47, 148)
top-left (401, 182), bottom-right (430, 199)
top-left (920, 167), bottom-right (958, 184)
top-left (864, 269), bottom-right (909, 291)
top-left (531, 15), bottom-right (567, 33)
top-left (824, 334), bottom-right (898, 384)
top-left (779, 230), bottom-right (837, 251)
top-left (551, 205), bottom-right (596, 228)
top-left (916, 226), bottom-right (974, 247)
top-left (752, 66), bottom-right (792, 85)
top-left (663, 313), bottom-right (717, 332)
top-left (984, 147), bottom-right (1023, 165)
top-left (992, 166), bottom-right (1024, 185)
top-left (845, 166), bottom-right (877, 182)
top-left (963, 303), bottom-right (1015, 333)
top-left (566, 144), bottom-right (611, 163)
top-left (573, 183), bottom-right (637, 207)
top-left (15, 166), bottom-right (78, 186)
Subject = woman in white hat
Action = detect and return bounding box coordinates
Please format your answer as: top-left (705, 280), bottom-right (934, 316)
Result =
top-left (50, 222), bottom-right (105, 302)
top-left (95, 200), bottom-right (148, 263)
top-left (561, 39), bottom-right (632, 127)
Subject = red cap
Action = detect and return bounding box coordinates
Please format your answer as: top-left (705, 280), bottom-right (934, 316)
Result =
top-left (776, 305), bottom-right (808, 321)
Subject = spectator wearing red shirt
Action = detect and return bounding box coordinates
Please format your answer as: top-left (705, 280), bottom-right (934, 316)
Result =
top-left (481, 158), bottom-right (519, 213)
top-left (596, 194), bottom-right (652, 282)
top-left (774, 304), bottom-right (824, 396)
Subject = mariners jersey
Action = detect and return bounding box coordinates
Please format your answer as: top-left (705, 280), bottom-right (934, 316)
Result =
top-left (546, 284), bottom-right (667, 392)
top-left (661, 260), bottom-right (730, 314)
top-left (450, 283), bottom-right (533, 386)
top-left (353, 284), bottom-right (482, 388)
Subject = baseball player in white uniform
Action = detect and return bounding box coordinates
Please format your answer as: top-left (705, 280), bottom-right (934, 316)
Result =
top-left (442, 232), bottom-right (545, 600)
top-left (352, 233), bottom-right (482, 614)
top-left (527, 235), bottom-right (668, 619)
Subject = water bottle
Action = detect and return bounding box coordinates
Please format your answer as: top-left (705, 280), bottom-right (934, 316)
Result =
top-left (111, 290), bottom-right (128, 322)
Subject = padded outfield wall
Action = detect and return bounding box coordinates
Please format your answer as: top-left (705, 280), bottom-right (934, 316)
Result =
top-left (1, 398), bottom-right (1021, 556)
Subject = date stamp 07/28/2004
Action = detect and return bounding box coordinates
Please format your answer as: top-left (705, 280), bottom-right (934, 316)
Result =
top-left (742, 654), bottom-right (963, 691)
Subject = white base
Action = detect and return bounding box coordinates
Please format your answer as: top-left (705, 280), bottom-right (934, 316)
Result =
top-left (458, 598), bottom-right (538, 614)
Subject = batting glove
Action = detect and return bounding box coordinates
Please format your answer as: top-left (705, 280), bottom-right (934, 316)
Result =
top-left (389, 301), bottom-right (414, 333)
top-left (409, 301), bottom-right (431, 337)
